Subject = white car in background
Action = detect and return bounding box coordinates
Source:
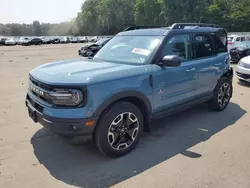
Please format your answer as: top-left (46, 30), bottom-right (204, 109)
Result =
top-left (236, 55), bottom-right (250, 83)
top-left (5, 38), bottom-right (16, 45)
top-left (60, 36), bottom-right (69, 43)
top-left (228, 35), bottom-right (250, 48)
top-left (17, 37), bottom-right (29, 45)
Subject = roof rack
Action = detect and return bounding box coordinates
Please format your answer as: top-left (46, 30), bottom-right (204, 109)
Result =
top-left (123, 23), bottom-right (219, 32)
top-left (171, 23), bottom-right (219, 29)
top-left (124, 26), bottom-right (169, 31)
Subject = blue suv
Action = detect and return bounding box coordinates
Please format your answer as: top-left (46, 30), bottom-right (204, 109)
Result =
top-left (26, 23), bottom-right (233, 157)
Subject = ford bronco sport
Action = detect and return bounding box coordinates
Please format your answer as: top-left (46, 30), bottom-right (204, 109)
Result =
top-left (26, 23), bottom-right (233, 157)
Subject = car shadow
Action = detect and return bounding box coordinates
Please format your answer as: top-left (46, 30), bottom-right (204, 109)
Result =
top-left (31, 102), bottom-right (246, 188)
top-left (238, 80), bottom-right (250, 87)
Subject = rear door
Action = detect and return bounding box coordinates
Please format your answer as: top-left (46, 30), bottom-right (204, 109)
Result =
top-left (193, 30), bottom-right (228, 96)
top-left (191, 33), bottom-right (218, 96)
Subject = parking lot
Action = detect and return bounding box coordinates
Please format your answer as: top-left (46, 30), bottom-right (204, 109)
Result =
top-left (1, 44), bottom-right (250, 188)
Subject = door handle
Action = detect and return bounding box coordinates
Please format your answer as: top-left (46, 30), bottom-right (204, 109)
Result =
top-left (186, 68), bottom-right (195, 72)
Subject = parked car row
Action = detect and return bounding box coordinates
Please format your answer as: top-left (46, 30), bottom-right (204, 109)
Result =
top-left (226, 34), bottom-right (250, 84)
top-left (0, 36), bottom-right (104, 46)
top-left (227, 34), bottom-right (250, 63)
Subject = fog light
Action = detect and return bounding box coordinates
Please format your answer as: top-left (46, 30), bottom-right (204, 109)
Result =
top-left (70, 125), bottom-right (77, 130)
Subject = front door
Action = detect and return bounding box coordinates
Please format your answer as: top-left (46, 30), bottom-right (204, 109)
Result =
top-left (152, 33), bottom-right (198, 113)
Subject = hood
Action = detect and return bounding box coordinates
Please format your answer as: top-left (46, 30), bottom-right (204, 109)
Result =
top-left (30, 58), bottom-right (151, 85)
top-left (230, 46), bottom-right (249, 51)
top-left (81, 44), bottom-right (99, 50)
top-left (241, 55), bottom-right (250, 64)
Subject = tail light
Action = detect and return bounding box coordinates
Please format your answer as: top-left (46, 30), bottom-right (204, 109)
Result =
top-left (228, 41), bottom-right (232, 45)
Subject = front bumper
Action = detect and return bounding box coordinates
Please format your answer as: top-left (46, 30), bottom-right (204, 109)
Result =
top-left (235, 65), bottom-right (250, 82)
top-left (5, 42), bottom-right (15, 45)
top-left (25, 97), bottom-right (98, 137)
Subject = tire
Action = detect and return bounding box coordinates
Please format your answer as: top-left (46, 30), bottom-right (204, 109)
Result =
top-left (94, 101), bottom-right (143, 158)
top-left (208, 77), bottom-right (233, 111)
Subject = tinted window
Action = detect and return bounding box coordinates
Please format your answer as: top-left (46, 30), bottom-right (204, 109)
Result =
top-left (194, 34), bottom-right (214, 58)
top-left (241, 37), bottom-right (245, 41)
top-left (236, 37), bottom-right (241, 41)
top-left (162, 34), bottom-right (192, 61)
top-left (213, 30), bottom-right (227, 53)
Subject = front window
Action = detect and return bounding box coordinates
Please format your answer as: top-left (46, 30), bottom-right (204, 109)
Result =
top-left (94, 36), bottom-right (162, 64)
top-left (161, 34), bottom-right (192, 61)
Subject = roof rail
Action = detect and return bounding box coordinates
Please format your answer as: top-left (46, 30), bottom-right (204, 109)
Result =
top-left (124, 25), bottom-right (169, 31)
top-left (171, 23), bottom-right (220, 29)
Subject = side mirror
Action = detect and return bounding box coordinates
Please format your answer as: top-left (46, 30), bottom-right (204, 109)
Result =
top-left (160, 55), bottom-right (181, 67)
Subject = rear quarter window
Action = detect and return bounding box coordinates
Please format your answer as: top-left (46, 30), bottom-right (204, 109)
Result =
top-left (212, 30), bottom-right (228, 53)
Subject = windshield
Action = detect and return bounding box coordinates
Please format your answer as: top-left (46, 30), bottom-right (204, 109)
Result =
top-left (94, 36), bottom-right (162, 64)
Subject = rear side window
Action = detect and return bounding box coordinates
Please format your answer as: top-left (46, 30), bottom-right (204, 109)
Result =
top-left (241, 37), bottom-right (245, 41)
top-left (213, 30), bottom-right (227, 53)
top-left (194, 34), bottom-right (214, 58)
top-left (236, 37), bottom-right (241, 41)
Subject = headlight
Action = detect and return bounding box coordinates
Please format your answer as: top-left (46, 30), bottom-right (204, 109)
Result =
top-left (49, 89), bottom-right (83, 106)
top-left (238, 60), bottom-right (244, 67)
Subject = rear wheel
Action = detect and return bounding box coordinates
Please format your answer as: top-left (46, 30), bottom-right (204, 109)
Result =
top-left (94, 102), bottom-right (143, 158)
top-left (208, 78), bottom-right (232, 111)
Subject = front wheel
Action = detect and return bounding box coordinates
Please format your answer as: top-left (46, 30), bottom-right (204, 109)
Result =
top-left (94, 102), bottom-right (143, 158)
top-left (208, 78), bottom-right (233, 111)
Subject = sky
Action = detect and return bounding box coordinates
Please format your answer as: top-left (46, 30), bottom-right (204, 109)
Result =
top-left (0, 0), bottom-right (84, 24)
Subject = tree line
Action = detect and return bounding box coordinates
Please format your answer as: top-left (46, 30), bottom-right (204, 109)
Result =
top-left (76, 0), bottom-right (250, 35)
top-left (0, 21), bottom-right (78, 36)
top-left (1, 0), bottom-right (250, 36)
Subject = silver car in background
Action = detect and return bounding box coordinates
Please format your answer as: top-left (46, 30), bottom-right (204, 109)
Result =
top-left (5, 37), bottom-right (16, 45)
top-left (236, 55), bottom-right (250, 82)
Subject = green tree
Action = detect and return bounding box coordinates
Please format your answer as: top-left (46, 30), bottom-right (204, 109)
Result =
top-left (134, 0), bottom-right (167, 25)
top-left (32, 21), bottom-right (42, 36)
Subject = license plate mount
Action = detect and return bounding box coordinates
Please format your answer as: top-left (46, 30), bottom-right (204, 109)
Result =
top-left (28, 106), bottom-right (38, 123)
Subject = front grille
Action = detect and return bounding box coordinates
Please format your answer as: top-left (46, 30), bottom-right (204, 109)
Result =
top-left (29, 77), bottom-right (52, 105)
top-left (31, 90), bottom-right (51, 103)
top-left (236, 72), bottom-right (250, 79)
top-left (27, 95), bottom-right (44, 112)
top-left (29, 76), bottom-right (52, 91)
top-left (28, 76), bottom-right (87, 108)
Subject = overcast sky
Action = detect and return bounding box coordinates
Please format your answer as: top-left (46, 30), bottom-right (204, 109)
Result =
top-left (0, 0), bottom-right (83, 24)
